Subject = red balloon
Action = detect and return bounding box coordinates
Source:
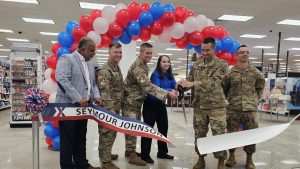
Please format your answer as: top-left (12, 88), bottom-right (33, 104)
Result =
top-left (51, 120), bottom-right (59, 128)
top-left (231, 54), bottom-right (237, 65)
top-left (186, 10), bottom-right (195, 17)
top-left (150, 20), bottom-right (163, 35)
top-left (45, 93), bottom-right (50, 103)
top-left (176, 33), bottom-right (188, 48)
top-left (201, 26), bottom-right (216, 39)
top-left (140, 3), bottom-right (150, 12)
top-left (72, 27), bottom-right (87, 43)
top-left (128, 2), bottom-right (142, 20)
top-left (70, 43), bottom-right (78, 52)
top-left (50, 69), bottom-right (57, 82)
top-left (116, 9), bottom-right (130, 28)
top-left (97, 43), bottom-right (103, 48)
top-left (189, 31), bottom-right (203, 46)
top-left (215, 26), bottom-right (226, 39)
top-left (107, 22), bottom-right (123, 38)
top-left (79, 14), bottom-right (93, 32)
top-left (51, 43), bottom-right (61, 54)
top-left (46, 55), bottom-right (58, 69)
top-left (132, 36), bottom-right (140, 41)
top-left (91, 9), bottom-right (102, 21)
top-left (224, 30), bottom-right (230, 37)
top-left (46, 137), bottom-right (53, 146)
top-left (218, 51), bottom-right (232, 64)
top-left (161, 11), bottom-right (175, 27)
top-left (101, 34), bottom-right (113, 47)
top-left (174, 6), bottom-right (187, 23)
top-left (139, 27), bottom-right (151, 42)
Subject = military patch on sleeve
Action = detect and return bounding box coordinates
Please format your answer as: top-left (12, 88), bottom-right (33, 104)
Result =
top-left (139, 76), bottom-right (146, 84)
top-left (100, 78), bottom-right (107, 85)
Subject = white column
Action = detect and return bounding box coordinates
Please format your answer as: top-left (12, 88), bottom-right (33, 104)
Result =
top-left (120, 41), bottom-right (137, 79)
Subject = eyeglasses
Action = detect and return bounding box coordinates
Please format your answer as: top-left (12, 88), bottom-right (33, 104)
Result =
top-left (238, 51), bottom-right (250, 54)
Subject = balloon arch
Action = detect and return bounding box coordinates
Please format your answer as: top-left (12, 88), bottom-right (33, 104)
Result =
top-left (42, 1), bottom-right (240, 150)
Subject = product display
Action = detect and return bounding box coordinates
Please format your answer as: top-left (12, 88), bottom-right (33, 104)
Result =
top-left (0, 60), bottom-right (10, 110)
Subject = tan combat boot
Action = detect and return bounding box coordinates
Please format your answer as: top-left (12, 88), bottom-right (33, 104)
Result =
top-left (102, 161), bottom-right (119, 169)
top-left (125, 150), bottom-right (141, 157)
top-left (218, 159), bottom-right (225, 169)
top-left (246, 153), bottom-right (256, 169)
top-left (225, 152), bottom-right (237, 167)
top-left (193, 156), bottom-right (205, 169)
top-left (128, 152), bottom-right (147, 166)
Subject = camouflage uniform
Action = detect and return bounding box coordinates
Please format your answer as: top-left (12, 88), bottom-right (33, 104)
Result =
top-left (223, 65), bottom-right (265, 154)
top-left (187, 56), bottom-right (228, 160)
top-left (97, 60), bottom-right (124, 163)
top-left (123, 58), bottom-right (168, 152)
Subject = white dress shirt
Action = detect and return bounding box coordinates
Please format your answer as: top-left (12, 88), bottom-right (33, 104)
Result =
top-left (76, 51), bottom-right (91, 100)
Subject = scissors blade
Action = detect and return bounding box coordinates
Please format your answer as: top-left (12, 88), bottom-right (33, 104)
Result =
top-left (181, 99), bottom-right (187, 124)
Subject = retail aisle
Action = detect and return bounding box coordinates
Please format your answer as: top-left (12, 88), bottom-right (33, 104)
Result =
top-left (0, 108), bottom-right (299, 169)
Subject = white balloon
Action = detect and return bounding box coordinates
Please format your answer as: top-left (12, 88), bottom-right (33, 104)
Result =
top-left (44, 68), bottom-right (52, 80)
top-left (41, 79), bottom-right (57, 94)
top-left (102, 6), bottom-right (116, 24)
top-left (207, 19), bottom-right (215, 26)
top-left (49, 92), bottom-right (57, 103)
top-left (170, 22), bottom-right (185, 39)
top-left (87, 31), bottom-right (102, 45)
top-left (196, 15), bottom-right (208, 31)
top-left (93, 18), bottom-right (109, 34)
top-left (183, 16), bottom-right (198, 33)
top-left (114, 3), bottom-right (127, 13)
top-left (158, 29), bottom-right (171, 43)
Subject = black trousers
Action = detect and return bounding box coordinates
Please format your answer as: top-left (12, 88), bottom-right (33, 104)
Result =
top-left (141, 99), bottom-right (169, 158)
top-left (59, 120), bottom-right (89, 169)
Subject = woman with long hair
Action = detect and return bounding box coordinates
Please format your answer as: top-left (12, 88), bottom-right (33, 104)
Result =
top-left (141, 55), bottom-right (176, 164)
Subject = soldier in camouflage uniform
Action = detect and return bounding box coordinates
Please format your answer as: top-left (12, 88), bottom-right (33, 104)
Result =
top-left (223, 45), bottom-right (265, 169)
top-left (123, 43), bottom-right (178, 166)
top-left (178, 38), bottom-right (228, 169)
top-left (97, 42), bottom-right (124, 169)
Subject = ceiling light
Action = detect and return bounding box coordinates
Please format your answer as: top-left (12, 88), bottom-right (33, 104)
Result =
top-left (264, 53), bottom-right (277, 55)
top-left (22, 17), bottom-right (55, 24)
top-left (218, 14), bottom-right (253, 21)
top-left (96, 57), bottom-right (108, 60)
top-left (50, 41), bottom-right (57, 44)
top-left (177, 58), bottom-right (189, 61)
top-left (6, 38), bottom-right (29, 42)
top-left (97, 49), bottom-right (108, 53)
top-left (293, 60), bottom-right (300, 61)
top-left (157, 53), bottom-right (173, 56)
top-left (0, 49), bottom-right (10, 51)
top-left (137, 39), bottom-right (155, 43)
top-left (253, 46), bottom-right (274, 49)
top-left (171, 61), bottom-right (182, 63)
top-left (0, 29), bottom-right (13, 33)
top-left (240, 34), bottom-right (266, 38)
top-left (44, 51), bottom-right (49, 54)
top-left (289, 48), bottom-right (300, 51)
top-left (294, 54), bottom-right (300, 56)
top-left (166, 48), bottom-right (184, 51)
top-left (147, 63), bottom-right (154, 65)
top-left (79, 2), bottom-right (114, 9)
top-left (277, 19), bottom-right (300, 26)
top-left (40, 32), bottom-right (59, 36)
top-left (136, 46), bottom-right (140, 49)
top-left (0, 44), bottom-right (3, 47)
top-left (0, 55), bottom-right (8, 58)
top-left (268, 58), bottom-right (283, 61)
top-left (0, 0), bottom-right (38, 4)
top-left (284, 37), bottom-right (300, 41)
top-left (249, 57), bottom-right (258, 60)
top-left (96, 54), bottom-right (109, 57)
top-left (250, 61), bottom-right (262, 64)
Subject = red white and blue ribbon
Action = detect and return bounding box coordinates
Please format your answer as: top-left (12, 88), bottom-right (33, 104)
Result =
top-left (25, 88), bottom-right (47, 123)
top-left (34, 103), bottom-right (172, 144)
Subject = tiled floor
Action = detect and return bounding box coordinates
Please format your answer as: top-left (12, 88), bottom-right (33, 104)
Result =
top-left (0, 108), bottom-right (299, 169)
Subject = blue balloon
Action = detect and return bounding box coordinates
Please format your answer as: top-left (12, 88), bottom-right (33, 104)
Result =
top-left (221, 37), bottom-right (234, 51)
top-left (119, 30), bottom-right (132, 44)
top-left (57, 32), bottom-right (74, 48)
top-left (56, 47), bottom-right (71, 58)
top-left (230, 40), bottom-right (240, 54)
top-left (65, 21), bottom-right (79, 34)
top-left (44, 121), bottom-right (52, 126)
top-left (186, 43), bottom-right (193, 50)
top-left (127, 21), bottom-right (141, 36)
top-left (150, 1), bottom-right (164, 20)
top-left (44, 125), bottom-right (59, 138)
top-left (164, 4), bottom-right (175, 12)
top-left (194, 45), bottom-right (202, 53)
top-left (138, 11), bottom-right (154, 27)
top-left (52, 136), bottom-right (60, 150)
top-left (188, 64), bottom-right (193, 70)
top-left (215, 39), bottom-right (222, 52)
top-left (113, 38), bottom-right (119, 42)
